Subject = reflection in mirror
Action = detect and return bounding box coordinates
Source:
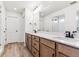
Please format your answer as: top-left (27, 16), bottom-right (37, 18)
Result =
top-left (39, 15), bottom-right (65, 32)
top-left (52, 15), bottom-right (65, 32)
top-left (52, 16), bottom-right (59, 32)
top-left (77, 11), bottom-right (79, 31)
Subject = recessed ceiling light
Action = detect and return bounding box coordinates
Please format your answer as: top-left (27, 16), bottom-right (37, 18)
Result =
top-left (14, 8), bottom-right (16, 10)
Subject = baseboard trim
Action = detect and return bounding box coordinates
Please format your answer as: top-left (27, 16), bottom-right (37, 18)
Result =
top-left (7, 42), bottom-right (24, 44)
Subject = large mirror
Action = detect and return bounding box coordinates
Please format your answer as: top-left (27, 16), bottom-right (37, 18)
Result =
top-left (39, 15), bottom-right (65, 32)
top-left (52, 15), bottom-right (65, 32)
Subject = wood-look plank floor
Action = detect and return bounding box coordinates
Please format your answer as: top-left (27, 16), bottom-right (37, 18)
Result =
top-left (2, 42), bottom-right (33, 57)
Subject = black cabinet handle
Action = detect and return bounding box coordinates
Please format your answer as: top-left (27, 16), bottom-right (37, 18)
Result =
top-left (33, 51), bottom-right (36, 55)
top-left (52, 54), bottom-right (54, 57)
top-left (34, 43), bottom-right (36, 45)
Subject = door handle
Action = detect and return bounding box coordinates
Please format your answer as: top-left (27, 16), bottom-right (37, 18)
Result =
top-left (16, 30), bottom-right (18, 32)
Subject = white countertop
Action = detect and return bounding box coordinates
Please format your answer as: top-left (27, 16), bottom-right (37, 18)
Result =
top-left (26, 31), bottom-right (79, 49)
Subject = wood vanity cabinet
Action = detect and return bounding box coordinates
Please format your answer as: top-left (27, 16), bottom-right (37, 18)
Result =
top-left (31, 35), bottom-right (40, 57)
top-left (26, 33), bottom-right (79, 57)
top-left (56, 43), bottom-right (79, 57)
top-left (27, 34), bottom-right (32, 51)
top-left (40, 38), bottom-right (55, 57)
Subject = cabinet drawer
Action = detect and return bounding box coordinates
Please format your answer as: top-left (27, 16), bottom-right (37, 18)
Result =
top-left (40, 38), bottom-right (55, 49)
top-left (57, 43), bottom-right (79, 56)
top-left (32, 35), bottom-right (39, 41)
top-left (32, 39), bottom-right (39, 50)
top-left (32, 47), bottom-right (39, 57)
top-left (27, 34), bottom-right (31, 38)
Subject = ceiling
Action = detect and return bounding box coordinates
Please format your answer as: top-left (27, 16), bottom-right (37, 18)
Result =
top-left (3, 1), bottom-right (76, 16)
top-left (3, 1), bottom-right (40, 13)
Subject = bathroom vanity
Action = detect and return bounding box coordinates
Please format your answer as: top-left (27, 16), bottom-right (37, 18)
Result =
top-left (25, 32), bottom-right (79, 57)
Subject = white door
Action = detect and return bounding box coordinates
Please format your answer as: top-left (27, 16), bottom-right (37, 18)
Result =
top-left (6, 16), bottom-right (20, 43)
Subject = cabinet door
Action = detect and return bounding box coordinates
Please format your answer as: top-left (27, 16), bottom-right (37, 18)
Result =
top-left (57, 43), bottom-right (79, 57)
top-left (28, 38), bottom-right (31, 51)
top-left (32, 47), bottom-right (39, 57)
top-left (56, 52), bottom-right (67, 57)
top-left (40, 43), bottom-right (55, 57)
top-left (32, 39), bottom-right (39, 51)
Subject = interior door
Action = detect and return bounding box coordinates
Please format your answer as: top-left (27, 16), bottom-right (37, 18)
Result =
top-left (6, 16), bottom-right (20, 43)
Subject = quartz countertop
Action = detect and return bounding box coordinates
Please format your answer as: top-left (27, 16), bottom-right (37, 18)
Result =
top-left (26, 31), bottom-right (79, 49)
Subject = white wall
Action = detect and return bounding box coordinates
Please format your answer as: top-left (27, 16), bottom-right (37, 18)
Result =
top-left (39, 17), bottom-right (44, 31)
top-left (19, 11), bottom-right (25, 42)
top-left (0, 2), bottom-right (6, 55)
top-left (0, 2), bottom-right (6, 46)
top-left (25, 8), bottom-right (33, 33)
top-left (33, 9), bottom-right (40, 31)
top-left (6, 11), bottom-right (25, 43)
top-left (43, 3), bottom-right (79, 32)
top-left (18, 12), bottom-right (25, 42)
top-left (25, 7), bottom-right (40, 33)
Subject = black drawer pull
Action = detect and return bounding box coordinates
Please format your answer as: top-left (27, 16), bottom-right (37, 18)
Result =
top-left (34, 43), bottom-right (37, 45)
top-left (52, 54), bottom-right (55, 57)
top-left (33, 51), bottom-right (36, 55)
